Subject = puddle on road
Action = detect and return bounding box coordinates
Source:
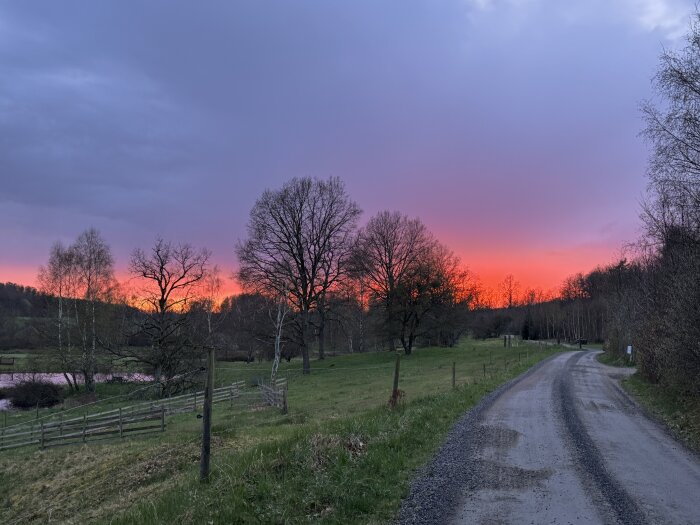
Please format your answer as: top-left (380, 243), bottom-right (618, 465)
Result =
top-left (480, 425), bottom-right (521, 450)
top-left (466, 460), bottom-right (553, 491)
top-left (471, 425), bottom-right (553, 491)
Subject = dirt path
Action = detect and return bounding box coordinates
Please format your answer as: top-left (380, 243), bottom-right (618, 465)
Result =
top-left (398, 350), bottom-right (700, 524)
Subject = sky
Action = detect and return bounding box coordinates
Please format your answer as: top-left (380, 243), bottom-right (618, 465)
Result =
top-left (0, 0), bottom-right (696, 297)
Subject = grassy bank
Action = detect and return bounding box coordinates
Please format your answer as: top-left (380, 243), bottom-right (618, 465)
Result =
top-left (624, 375), bottom-right (700, 454)
top-left (596, 351), bottom-right (635, 368)
top-left (1, 339), bottom-right (560, 524)
top-left (598, 349), bottom-right (700, 454)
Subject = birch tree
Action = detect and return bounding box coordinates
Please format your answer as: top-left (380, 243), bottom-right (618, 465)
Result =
top-left (38, 242), bottom-right (81, 392)
top-left (72, 228), bottom-right (115, 393)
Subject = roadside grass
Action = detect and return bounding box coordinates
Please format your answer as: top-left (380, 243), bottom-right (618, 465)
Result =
top-left (0, 339), bottom-right (561, 524)
top-left (623, 375), bottom-right (700, 454)
top-left (596, 351), bottom-right (635, 368)
top-left (596, 350), bottom-right (700, 453)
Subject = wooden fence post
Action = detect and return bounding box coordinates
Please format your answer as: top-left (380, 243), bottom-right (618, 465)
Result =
top-left (389, 353), bottom-right (401, 408)
top-left (193, 391), bottom-right (197, 412)
top-left (82, 413), bottom-right (87, 443)
top-left (40, 423), bottom-right (44, 450)
top-left (483, 363), bottom-right (486, 377)
top-left (119, 408), bottom-right (123, 439)
top-left (452, 362), bottom-right (456, 389)
top-left (200, 345), bottom-right (215, 482)
top-left (161, 406), bottom-right (165, 432)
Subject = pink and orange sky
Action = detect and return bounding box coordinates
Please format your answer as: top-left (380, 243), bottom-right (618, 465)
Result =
top-left (0, 1), bottom-right (691, 296)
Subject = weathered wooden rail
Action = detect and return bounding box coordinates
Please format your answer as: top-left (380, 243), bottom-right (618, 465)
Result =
top-left (0, 406), bottom-right (166, 451)
top-left (260, 378), bottom-right (288, 414)
top-left (0, 380), bottom-right (246, 452)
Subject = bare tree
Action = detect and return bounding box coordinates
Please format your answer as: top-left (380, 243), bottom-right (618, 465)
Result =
top-left (352, 211), bottom-right (463, 354)
top-left (236, 177), bottom-right (361, 374)
top-left (125, 238), bottom-right (210, 393)
top-left (38, 242), bottom-right (81, 392)
top-left (202, 266), bottom-right (223, 341)
top-left (641, 14), bottom-right (700, 243)
top-left (501, 274), bottom-right (520, 309)
top-left (71, 228), bottom-right (116, 393)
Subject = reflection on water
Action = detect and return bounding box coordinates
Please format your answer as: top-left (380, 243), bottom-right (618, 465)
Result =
top-left (0, 372), bottom-right (153, 411)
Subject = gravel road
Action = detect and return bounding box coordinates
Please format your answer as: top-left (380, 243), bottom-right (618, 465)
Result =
top-left (397, 350), bottom-right (700, 525)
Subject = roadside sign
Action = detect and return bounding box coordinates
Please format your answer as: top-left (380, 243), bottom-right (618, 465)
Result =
top-left (627, 345), bottom-right (632, 355)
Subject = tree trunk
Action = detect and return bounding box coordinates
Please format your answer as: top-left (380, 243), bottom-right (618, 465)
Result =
top-left (301, 309), bottom-right (311, 374)
top-left (271, 300), bottom-right (287, 382)
top-left (318, 307), bottom-right (326, 360)
top-left (200, 346), bottom-right (215, 482)
top-left (87, 300), bottom-right (96, 394)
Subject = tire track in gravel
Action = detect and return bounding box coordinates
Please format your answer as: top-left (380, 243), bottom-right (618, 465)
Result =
top-left (554, 352), bottom-right (648, 525)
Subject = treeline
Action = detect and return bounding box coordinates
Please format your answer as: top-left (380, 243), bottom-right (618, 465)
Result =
top-left (0, 282), bottom-right (54, 348)
top-left (23, 177), bottom-right (486, 396)
top-left (469, 270), bottom-right (613, 344)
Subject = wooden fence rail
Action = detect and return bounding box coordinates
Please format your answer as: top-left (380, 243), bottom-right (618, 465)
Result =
top-left (0, 407), bottom-right (165, 451)
top-left (0, 380), bottom-right (247, 452)
top-left (260, 379), bottom-right (288, 414)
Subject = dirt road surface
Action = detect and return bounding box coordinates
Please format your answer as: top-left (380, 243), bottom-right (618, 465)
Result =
top-left (398, 350), bottom-right (700, 525)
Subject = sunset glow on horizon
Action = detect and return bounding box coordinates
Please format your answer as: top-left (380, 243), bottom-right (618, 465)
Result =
top-left (0, 234), bottom-right (629, 304)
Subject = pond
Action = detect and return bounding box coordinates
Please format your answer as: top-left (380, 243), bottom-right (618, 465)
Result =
top-left (0, 372), bottom-right (153, 411)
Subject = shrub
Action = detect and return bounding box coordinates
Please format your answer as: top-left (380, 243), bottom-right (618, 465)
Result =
top-left (5, 380), bottom-right (65, 409)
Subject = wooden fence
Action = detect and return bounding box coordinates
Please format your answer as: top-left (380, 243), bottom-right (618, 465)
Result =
top-left (260, 378), bottom-right (288, 414)
top-left (0, 406), bottom-right (166, 451)
top-left (0, 380), bottom-right (247, 452)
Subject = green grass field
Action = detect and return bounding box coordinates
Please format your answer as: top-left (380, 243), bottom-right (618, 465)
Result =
top-left (0, 339), bottom-right (561, 524)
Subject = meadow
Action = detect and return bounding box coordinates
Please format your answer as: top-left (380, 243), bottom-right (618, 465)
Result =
top-left (0, 339), bottom-right (561, 524)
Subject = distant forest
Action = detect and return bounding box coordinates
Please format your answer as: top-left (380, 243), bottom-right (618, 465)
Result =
top-left (0, 282), bottom-right (54, 349)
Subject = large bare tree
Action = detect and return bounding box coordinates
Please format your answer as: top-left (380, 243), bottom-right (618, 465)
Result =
top-left (236, 177), bottom-right (361, 374)
top-left (125, 238), bottom-right (210, 393)
top-left (352, 211), bottom-right (462, 354)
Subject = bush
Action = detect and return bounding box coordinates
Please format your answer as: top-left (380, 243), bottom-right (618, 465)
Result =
top-left (5, 380), bottom-right (65, 409)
